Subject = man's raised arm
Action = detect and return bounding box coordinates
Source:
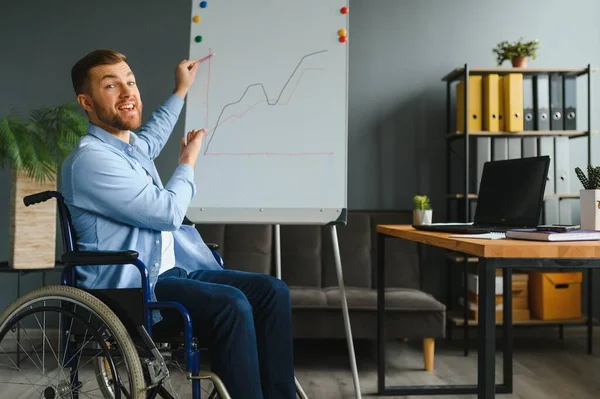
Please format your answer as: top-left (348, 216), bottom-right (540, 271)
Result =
top-left (136, 59), bottom-right (202, 160)
top-left (69, 129), bottom-right (205, 232)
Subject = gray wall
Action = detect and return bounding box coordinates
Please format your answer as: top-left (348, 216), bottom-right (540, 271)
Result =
top-left (1, 0), bottom-right (599, 312)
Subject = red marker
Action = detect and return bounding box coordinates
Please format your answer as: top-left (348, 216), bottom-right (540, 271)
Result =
top-left (188, 53), bottom-right (215, 70)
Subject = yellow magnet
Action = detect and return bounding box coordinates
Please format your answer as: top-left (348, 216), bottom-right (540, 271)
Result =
top-left (193, 15), bottom-right (201, 23)
top-left (338, 28), bottom-right (347, 36)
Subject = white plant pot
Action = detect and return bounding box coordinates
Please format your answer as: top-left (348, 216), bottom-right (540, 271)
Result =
top-left (413, 209), bottom-right (433, 225)
top-left (580, 189), bottom-right (600, 230)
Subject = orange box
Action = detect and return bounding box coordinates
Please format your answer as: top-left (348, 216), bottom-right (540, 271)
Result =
top-left (529, 272), bottom-right (582, 320)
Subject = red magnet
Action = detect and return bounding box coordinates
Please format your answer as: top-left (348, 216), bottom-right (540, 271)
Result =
top-left (339, 35), bottom-right (347, 43)
top-left (340, 6), bottom-right (348, 14)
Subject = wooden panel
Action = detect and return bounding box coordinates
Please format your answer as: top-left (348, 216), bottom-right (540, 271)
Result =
top-left (9, 170), bottom-right (57, 269)
top-left (376, 225), bottom-right (600, 259)
top-left (447, 130), bottom-right (594, 139)
top-left (441, 67), bottom-right (595, 82)
top-left (448, 310), bottom-right (594, 326)
top-left (447, 193), bottom-right (579, 199)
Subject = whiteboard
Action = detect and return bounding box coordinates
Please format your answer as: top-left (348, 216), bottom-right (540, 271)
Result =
top-left (184, 0), bottom-right (349, 225)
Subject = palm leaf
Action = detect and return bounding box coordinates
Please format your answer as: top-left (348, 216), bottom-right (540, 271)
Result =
top-left (0, 113), bottom-right (23, 169)
top-left (54, 105), bottom-right (88, 160)
top-left (0, 102), bottom-right (88, 184)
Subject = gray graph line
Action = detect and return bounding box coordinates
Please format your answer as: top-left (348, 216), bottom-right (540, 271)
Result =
top-left (204, 49), bottom-right (328, 154)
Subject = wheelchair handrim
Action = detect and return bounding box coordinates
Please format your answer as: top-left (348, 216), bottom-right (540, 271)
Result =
top-left (0, 289), bottom-right (143, 398)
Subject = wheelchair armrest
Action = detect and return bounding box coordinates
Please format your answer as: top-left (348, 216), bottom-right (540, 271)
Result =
top-left (206, 243), bottom-right (219, 251)
top-left (60, 249), bottom-right (152, 330)
top-left (61, 250), bottom-right (139, 265)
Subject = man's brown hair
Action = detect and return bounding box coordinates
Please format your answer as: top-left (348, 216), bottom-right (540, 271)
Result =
top-left (71, 49), bottom-right (127, 95)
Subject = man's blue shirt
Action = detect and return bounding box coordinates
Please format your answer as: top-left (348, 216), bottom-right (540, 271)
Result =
top-left (60, 94), bottom-right (222, 324)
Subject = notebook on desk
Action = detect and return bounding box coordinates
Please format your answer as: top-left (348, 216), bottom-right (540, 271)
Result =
top-left (506, 229), bottom-right (600, 241)
top-left (413, 156), bottom-right (550, 234)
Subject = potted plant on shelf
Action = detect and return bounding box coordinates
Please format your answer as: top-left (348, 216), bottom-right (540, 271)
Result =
top-left (575, 165), bottom-right (600, 230)
top-left (0, 103), bottom-right (88, 269)
top-left (493, 38), bottom-right (540, 67)
top-left (413, 194), bottom-right (432, 225)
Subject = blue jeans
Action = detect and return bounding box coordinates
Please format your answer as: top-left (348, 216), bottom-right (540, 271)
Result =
top-left (154, 267), bottom-right (295, 399)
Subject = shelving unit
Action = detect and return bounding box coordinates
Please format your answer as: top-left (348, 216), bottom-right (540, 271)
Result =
top-left (442, 64), bottom-right (597, 356)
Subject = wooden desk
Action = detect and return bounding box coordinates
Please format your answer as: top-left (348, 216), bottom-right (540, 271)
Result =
top-left (376, 225), bottom-right (600, 399)
top-left (377, 225), bottom-right (600, 259)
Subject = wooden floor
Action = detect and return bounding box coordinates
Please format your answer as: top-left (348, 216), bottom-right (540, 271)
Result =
top-left (3, 327), bottom-right (600, 398)
top-left (294, 326), bottom-right (600, 399)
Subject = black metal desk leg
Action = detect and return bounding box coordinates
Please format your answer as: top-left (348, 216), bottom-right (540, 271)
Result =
top-left (502, 268), bottom-right (513, 393)
top-left (463, 260), bottom-right (469, 356)
top-left (558, 325), bottom-right (564, 341)
top-left (588, 269), bottom-right (593, 355)
top-left (377, 233), bottom-right (386, 394)
top-left (477, 259), bottom-right (495, 399)
top-left (446, 259), bottom-right (453, 341)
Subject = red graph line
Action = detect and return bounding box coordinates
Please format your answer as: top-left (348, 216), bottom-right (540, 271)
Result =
top-left (206, 152), bottom-right (334, 157)
top-left (205, 48), bottom-right (212, 127)
top-left (208, 67), bottom-right (324, 133)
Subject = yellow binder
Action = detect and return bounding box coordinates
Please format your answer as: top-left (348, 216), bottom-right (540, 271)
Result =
top-left (456, 76), bottom-right (482, 133)
top-left (483, 74), bottom-right (504, 132)
top-left (503, 73), bottom-right (524, 132)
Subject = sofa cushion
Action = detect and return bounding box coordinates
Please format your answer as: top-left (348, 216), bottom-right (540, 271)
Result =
top-left (281, 225), bottom-right (322, 287)
top-left (292, 309), bottom-right (446, 340)
top-left (322, 213), bottom-right (372, 289)
top-left (323, 287), bottom-right (445, 312)
top-left (222, 225), bottom-right (272, 274)
top-left (195, 224), bottom-right (226, 251)
top-left (289, 287), bottom-right (327, 307)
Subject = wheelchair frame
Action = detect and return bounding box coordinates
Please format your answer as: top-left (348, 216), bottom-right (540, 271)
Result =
top-left (24, 190), bottom-right (230, 399)
top-left (9, 190), bottom-right (310, 399)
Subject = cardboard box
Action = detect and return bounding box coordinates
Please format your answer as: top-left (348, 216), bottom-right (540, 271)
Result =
top-left (466, 271), bottom-right (528, 295)
top-left (468, 287), bottom-right (529, 310)
top-left (469, 308), bottom-right (531, 322)
top-left (529, 272), bottom-right (582, 320)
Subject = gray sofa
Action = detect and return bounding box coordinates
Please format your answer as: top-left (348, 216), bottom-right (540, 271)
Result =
top-left (194, 210), bottom-right (445, 370)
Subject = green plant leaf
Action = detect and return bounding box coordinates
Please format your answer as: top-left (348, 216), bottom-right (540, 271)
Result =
top-left (0, 102), bottom-right (88, 184)
top-left (493, 37), bottom-right (540, 66)
top-left (0, 113), bottom-right (23, 170)
top-left (413, 194), bottom-right (431, 210)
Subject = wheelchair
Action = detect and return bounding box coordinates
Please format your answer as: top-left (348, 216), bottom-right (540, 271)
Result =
top-left (0, 191), bottom-right (309, 399)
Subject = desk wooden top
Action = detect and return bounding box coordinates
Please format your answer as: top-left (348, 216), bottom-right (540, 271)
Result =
top-left (376, 225), bottom-right (600, 259)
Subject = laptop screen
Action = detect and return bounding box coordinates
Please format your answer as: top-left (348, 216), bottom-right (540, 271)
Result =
top-left (474, 156), bottom-right (550, 227)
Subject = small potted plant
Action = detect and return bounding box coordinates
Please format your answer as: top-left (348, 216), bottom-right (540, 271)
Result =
top-left (493, 37), bottom-right (540, 67)
top-left (0, 103), bottom-right (88, 268)
top-left (413, 194), bottom-right (432, 225)
top-left (575, 165), bottom-right (600, 230)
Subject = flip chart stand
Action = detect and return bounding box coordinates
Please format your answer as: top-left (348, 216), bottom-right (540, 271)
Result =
top-left (274, 224), bottom-right (362, 399)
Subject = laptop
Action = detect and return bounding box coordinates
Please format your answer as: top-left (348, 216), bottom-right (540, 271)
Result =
top-left (413, 156), bottom-right (550, 234)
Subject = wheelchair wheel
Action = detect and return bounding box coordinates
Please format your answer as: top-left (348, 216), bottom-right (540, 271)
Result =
top-left (0, 285), bottom-right (146, 398)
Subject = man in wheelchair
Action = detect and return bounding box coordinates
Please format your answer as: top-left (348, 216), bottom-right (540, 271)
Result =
top-left (59, 49), bottom-right (296, 399)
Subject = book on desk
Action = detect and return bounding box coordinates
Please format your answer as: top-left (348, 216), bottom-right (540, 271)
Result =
top-left (505, 229), bottom-right (600, 242)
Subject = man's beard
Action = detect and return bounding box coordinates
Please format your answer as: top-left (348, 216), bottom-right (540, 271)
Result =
top-left (94, 101), bottom-right (143, 131)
